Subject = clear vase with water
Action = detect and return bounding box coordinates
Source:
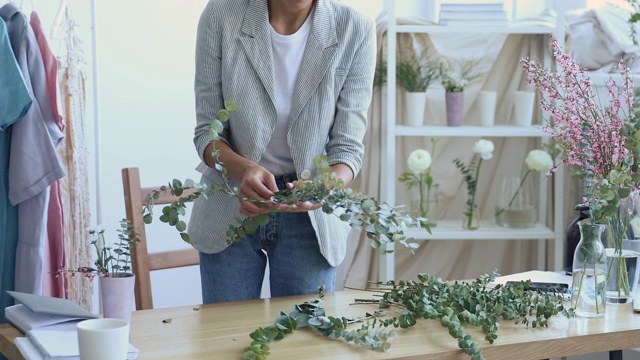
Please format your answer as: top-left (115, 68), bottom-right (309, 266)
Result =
top-left (495, 174), bottom-right (536, 228)
top-left (571, 221), bottom-right (607, 318)
top-left (411, 183), bottom-right (438, 227)
top-left (462, 197), bottom-right (480, 230)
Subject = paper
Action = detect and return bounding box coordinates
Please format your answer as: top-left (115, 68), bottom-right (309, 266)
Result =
top-left (493, 270), bottom-right (572, 286)
top-left (5, 304), bottom-right (86, 333)
top-left (25, 330), bottom-right (139, 360)
top-left (6, 291), bottom-right (97, 319)
top-left (15, 337), bottom-right (44, 360)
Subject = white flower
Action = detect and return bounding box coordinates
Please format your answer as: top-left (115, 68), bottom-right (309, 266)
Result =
top-left (525, 149), bottom-right (553, 172)
top-left (472, 139), bottom-right (494, 160)
top-left (407, 149), bottom-right (432, 174)
top-left (300, 169), bottom-right (311, 180)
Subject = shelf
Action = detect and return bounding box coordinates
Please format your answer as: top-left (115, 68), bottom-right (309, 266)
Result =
top-left (404, 221), bottom-right (556, 240)
top-left (396, 24), bottom-right (556, 35)
top-left (395, 125), bottom-right (548, 137)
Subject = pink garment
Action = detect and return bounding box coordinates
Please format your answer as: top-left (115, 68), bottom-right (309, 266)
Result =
top-left (30, 11), bottom-right (64, 132)
top-left (30, 11), bottom-right (66, 298)
top-left (47, 181), bottom-right (66, 298)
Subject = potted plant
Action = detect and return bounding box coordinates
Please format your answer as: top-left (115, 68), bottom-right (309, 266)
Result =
top-left (57, 219), bottom-right (139, 322)
top-left (439, 57), bottom-right (483, 126)
top-left (396, 52), bottom-right (439, 126)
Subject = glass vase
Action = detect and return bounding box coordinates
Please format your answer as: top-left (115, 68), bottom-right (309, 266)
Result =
top-left (571, 221), bottom-right (607, 318)
top-left (605, 194), bottom-right (640, 304)
top-left (411, 183), bottom-right (438, 227)
top-left (462, 195), bottom-right (480, 230)
top-left (495, 174), bottom-right (536, 228)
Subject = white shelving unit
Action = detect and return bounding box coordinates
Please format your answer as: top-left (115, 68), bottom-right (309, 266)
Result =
top-left (379, 0), bottom-right (566, 281)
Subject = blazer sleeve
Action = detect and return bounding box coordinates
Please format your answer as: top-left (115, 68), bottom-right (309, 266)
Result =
top-left (325, 17), bottom-right (376, 178)
top-left (193, 2), bottom-right (227, 164)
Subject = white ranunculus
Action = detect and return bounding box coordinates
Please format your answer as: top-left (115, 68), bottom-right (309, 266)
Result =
top-left (472, 139), bottom-right (494, 160)
top-left (525, 149), bottom-right (553, 172)
top-left (407, 149), bottom-right (432, 174)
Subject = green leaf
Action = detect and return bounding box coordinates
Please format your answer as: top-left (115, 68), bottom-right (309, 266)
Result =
top-left (176, 221), bottom-right (187, 232)
top-left (618, 187), bottom-right (631, 199)
top-left (255, 213), bottom-right (270, 226)
top-left (216, 110), bottom-right (229, 122)
top-left (143, 214), bottom-right (153, 224)
top-left (180, 233), bottom-right (191, 243)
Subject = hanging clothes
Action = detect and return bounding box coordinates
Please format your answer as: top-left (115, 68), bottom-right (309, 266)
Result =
top-left (30, 10), bottom-right (66, 299)
top-left (56, 9), bottom-right (93, 310)
top-left (0, 3), bottom-right (66, 296)
top-left (0, 16), bottom-right (32, 323)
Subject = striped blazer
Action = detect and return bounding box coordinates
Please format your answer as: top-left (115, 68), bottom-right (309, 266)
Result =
top-left (188, 0), bottom-right (376, 266)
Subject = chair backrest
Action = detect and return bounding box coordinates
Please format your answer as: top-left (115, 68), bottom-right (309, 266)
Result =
top-left (121, 167), bottom-right (199, 310)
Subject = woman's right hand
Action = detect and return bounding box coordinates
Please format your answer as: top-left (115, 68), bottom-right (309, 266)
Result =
top-left (238, 164), bottom-right (279, 217)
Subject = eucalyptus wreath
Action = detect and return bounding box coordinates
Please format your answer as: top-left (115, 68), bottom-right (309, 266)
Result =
top-left (243, 271), bottom-right (574, 360)
top-left (142, 99), bottom-right (430, 255)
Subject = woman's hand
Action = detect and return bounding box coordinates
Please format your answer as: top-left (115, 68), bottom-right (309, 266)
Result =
top-left (238, 164), bottom-right (278, 217)
top-left (272, 182), bottom-right (322, 213)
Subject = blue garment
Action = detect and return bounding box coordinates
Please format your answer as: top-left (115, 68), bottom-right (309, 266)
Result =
top-left (0, 17), bottom-right (32, 324)
top-left (198, 174), bottom-right (336, 304)
top-left (1, 3), bottom-right (66, 296)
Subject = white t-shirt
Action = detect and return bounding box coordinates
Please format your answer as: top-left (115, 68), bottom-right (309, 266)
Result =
top-left (259, 9), bottom-right (314, 176)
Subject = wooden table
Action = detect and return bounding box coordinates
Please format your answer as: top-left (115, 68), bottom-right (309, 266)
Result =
top-left (2, 289), bottom-right (640, 359)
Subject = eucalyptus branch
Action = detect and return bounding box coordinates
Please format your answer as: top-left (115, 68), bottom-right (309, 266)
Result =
top-left (142, 99), bottom-right (431, 254)
top-left (243, 271), bottom-right (574, 360)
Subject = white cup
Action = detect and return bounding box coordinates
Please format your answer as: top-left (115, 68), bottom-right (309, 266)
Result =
top-left (477, 91), bottom-right (497, 126)
top-left (77, 318), bottom-right (129, 360)
top-left (513, 91), bottom-right (536, 126)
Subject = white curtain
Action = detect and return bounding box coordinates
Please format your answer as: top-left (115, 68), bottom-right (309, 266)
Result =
top-left (337, 17), bottom-right (581, 288)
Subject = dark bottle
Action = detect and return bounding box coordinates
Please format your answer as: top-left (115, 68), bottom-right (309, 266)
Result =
top-left (564, 204), bottom-right (590, 274)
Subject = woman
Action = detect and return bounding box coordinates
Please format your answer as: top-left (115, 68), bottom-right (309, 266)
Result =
top-left (189, 0), bottom-right (376, 303)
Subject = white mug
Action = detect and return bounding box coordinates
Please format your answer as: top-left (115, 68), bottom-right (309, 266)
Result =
top-left (513, 91), bottom-right (536, 126)
top-left (477, 91), bottom-right (497, 126)
top-left (77, 318), bottom-right (129, 360)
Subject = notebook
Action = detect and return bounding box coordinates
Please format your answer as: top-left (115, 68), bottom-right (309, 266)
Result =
top-left (20, 330), bottom-right (139, 360)
top-left (4, 291), bottom-right (97, 333)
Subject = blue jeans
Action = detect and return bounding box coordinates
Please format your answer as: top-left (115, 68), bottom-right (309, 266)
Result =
top-left (199, 174), bottom-right (336, 304)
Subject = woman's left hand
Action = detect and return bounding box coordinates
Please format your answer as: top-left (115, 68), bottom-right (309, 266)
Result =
top-left (272, 183), bottom-right (322, 213)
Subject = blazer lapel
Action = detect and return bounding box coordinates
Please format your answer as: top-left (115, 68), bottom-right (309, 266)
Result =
top-left (239, 0), bottom-right (277, 109)
top-left (289, 0), bottom-right (337, 126)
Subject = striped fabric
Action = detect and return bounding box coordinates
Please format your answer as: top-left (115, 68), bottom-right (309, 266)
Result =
top-left (189, 0), bottom-right (376, 266)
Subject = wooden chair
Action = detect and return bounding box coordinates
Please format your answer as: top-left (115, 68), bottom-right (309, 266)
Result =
top-left (121, 167), bottom-right (199, 310)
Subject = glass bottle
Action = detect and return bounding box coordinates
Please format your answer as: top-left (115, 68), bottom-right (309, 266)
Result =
top-left (462, 203), bottom-right (480, 230)
top-left (571, 221), bottom-right (607, 318)
top-left (564, 204), bottom-right (590, 274)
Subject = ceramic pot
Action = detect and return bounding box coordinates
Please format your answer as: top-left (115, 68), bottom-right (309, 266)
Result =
top-left (405, 92), bottom-right (427, 126)
top-left (445, 91), bottom-right (464, 126)
top-left (100, 273), bottom-right (135, 323)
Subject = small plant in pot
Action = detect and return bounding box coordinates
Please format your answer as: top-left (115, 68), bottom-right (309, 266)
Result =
top-left (438, 57), bottom-right (483, 126)
top-left (57, 219), bottom-right (139, 322)
top-left (396, 51), bottom-right (439, 126)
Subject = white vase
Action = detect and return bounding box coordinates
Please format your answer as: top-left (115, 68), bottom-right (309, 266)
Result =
top-left (100, 273), bottom-right (135, 324)
top-left (477, 91), bottom-right (497, 126)
top-left (404, 92), bottom-right (427, 126)
top-left (513, 91), bottom-right (535, 126)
